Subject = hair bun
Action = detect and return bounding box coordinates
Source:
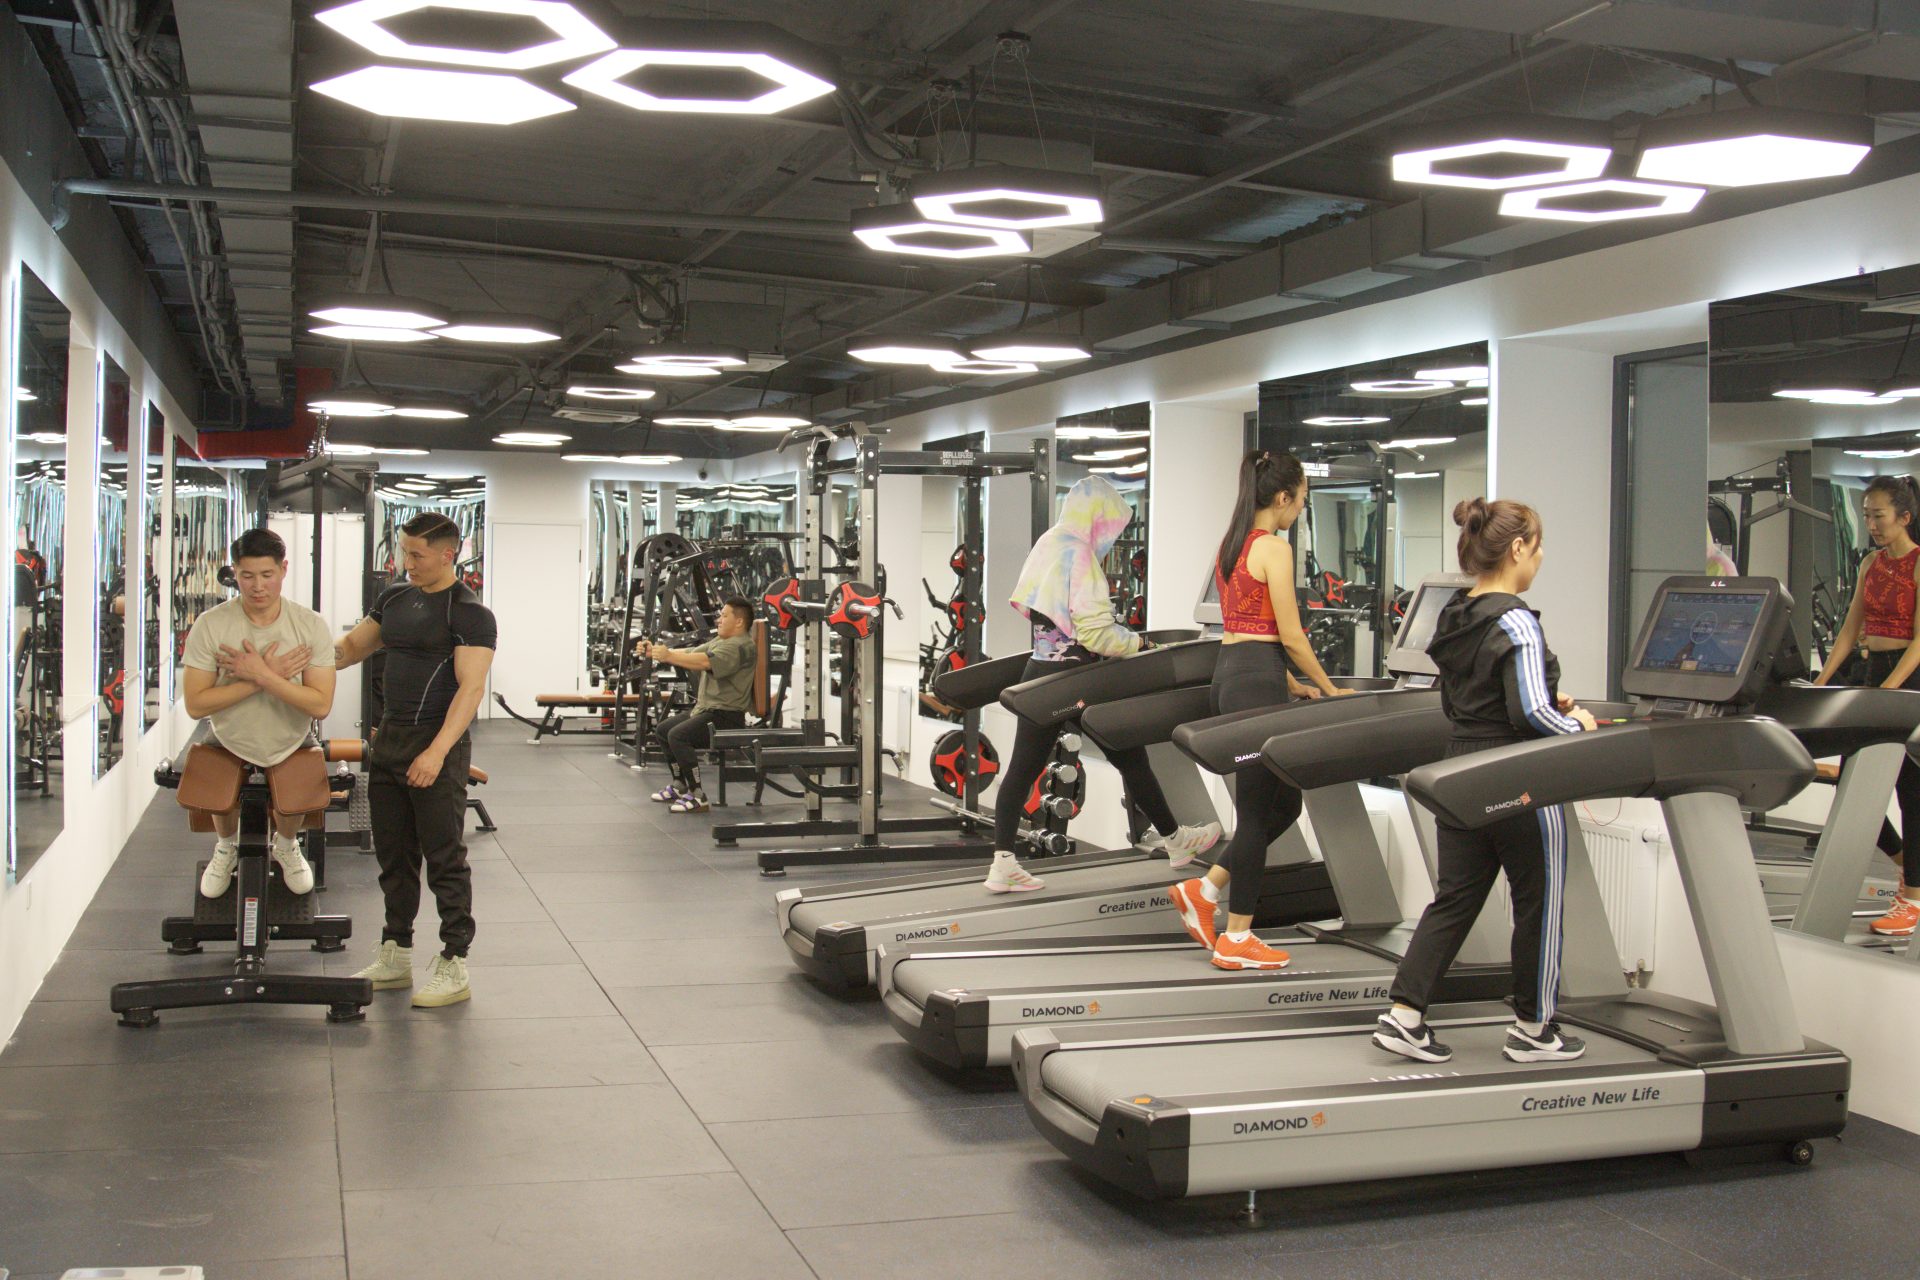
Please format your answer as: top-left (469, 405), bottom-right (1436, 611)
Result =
top-left (1452, 497), bottom-right (1488, 532)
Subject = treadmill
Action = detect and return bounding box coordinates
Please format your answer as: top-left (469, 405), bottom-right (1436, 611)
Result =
top-left (774, 637), bottom-right (1333, 989)
top-left (1013, 576), bottom-right (1848, 1198)
top-left (875, 577), bottom-right (1584, 1069)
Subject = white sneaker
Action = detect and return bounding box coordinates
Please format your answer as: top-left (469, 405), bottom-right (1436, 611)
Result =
top-left (984, 858), bottom-right (1046, 894)
top-left (412, 954), bottom-right (471, 1008)
top-left (353, 939), bottom-right (414, 990)
top-left (271, 834), bottom-right (314, 894)
top-left (1152, 822), bottom-right (1223, 869)
top-left (199, 841), bottom-right (239, 897)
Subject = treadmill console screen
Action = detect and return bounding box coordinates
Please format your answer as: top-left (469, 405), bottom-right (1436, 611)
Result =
top-left (1385, 574), bottom-right (1474, 679)
top-left (1621, 576), bottom-right (1790, 709)
top-left (1193, 569), bottom-right (1222, 629)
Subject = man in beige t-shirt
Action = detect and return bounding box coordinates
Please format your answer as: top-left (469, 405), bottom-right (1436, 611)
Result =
top-left (181, 528), bottom-right (337, 897)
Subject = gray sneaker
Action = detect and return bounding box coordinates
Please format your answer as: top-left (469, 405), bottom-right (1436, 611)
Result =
top-left (412, 954), bottom-right (471, 1008)
top-left (353, 940), bottom-right (413, 990)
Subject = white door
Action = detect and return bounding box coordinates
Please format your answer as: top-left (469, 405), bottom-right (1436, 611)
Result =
top-left (487, 522), bottom-right (584, 718)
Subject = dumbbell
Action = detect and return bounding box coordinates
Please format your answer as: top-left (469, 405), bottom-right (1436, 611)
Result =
top-left (1036, 793), bottom-right (1077, 820)
top-left (1032, 830), bottom-right (1073, 857)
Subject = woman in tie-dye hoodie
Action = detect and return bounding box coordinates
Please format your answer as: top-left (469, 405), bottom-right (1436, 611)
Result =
top-left (984, 476), bottom-right (1220, 893)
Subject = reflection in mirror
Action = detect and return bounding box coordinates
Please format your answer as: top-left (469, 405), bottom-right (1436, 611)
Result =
top-left (97, 356), bottom-right (131, 778)
top-left (1056, 405), bottom-right (1151, 631)
top-left (588, 482), bottom-right (632, 682)
top-left (673, 482), bottom-right (797, 595)
top-left (10, 266), bottom-right (69, 882)
top-left (1255, 342), bottom-right (1490, 676)
top-left (172, 459), bottom-right (238, 707)
top-left (371, 475), bottom-right (486, 592)
top-left (141, 405), bottom-right (164, 732)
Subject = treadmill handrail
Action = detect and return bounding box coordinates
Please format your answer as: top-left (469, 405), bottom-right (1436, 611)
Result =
top-left (1260, 698), bottom-right (1453, 790)
top-left (1173, 688), bottom-right (1437, 775)
top-left (999, 639), bottom-right (1222, 728)
top-left (1754, 682), bottom-right (1920, 759)
top-left (1406, 717), bottom-right (1813, 831)
top-left (931, 652), bottom-right (1032, 711)
top-left (1080, 685), bottom-right (1214, 753)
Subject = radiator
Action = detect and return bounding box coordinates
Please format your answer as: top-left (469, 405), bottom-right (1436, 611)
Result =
top-left (1484, 814), bottom-right (1661, 977)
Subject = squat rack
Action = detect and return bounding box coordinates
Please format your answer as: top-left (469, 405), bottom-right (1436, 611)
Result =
top-left (715, 431), bottom-right (1052, 872)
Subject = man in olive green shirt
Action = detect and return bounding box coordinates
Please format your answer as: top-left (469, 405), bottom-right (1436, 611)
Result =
top-left (642, 596), bottom-right (756, 814)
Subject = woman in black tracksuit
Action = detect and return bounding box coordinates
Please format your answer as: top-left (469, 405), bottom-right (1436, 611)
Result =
top-left (1372, 497), bottom-right (1597, 1066)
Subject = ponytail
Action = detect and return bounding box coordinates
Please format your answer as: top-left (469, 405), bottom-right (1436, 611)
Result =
top-left (1215, 449), bottom-right (1306, 585)
top-left (1454, 497), bottom-right (1542, 575)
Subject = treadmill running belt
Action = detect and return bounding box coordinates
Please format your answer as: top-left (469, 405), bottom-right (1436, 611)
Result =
top-left (890, 939), bottom-right (1379, 1003)
top-left (786, 857), bottom-right (1177, 936)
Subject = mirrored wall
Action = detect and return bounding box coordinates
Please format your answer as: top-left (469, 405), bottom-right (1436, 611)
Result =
top-left (676, 482), bottom-right (794, 539)
top-left (1056, 404), bottom-right (1152, 631)
top-left (1255, 342), bottom-right (1490, 676)
top-left (171, 457), bottom-right (239, 706)
top-left (588, 482), bottom-right (634, 682)
top-left (371, 475), bottom-right (486, 592)
top-left (141, 404), bottom-right (164, 733)
top-left (97, 355), bottom-right (131, 778)
top-left (10, 266), bottom-right (69, 882)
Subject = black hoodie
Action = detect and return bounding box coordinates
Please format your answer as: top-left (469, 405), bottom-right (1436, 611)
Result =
top-left (1427, 589), bottom-right (1584, 746)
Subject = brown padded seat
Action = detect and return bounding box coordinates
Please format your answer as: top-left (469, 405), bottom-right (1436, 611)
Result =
top-left (536, 692), bottom-right (625, 707)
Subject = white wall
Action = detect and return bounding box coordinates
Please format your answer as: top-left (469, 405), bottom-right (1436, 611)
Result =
top-left (1146, 403), bottom-right (1244, 629)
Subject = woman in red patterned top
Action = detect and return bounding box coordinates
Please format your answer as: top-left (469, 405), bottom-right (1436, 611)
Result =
top-left (1169, 450), bottom-right (1346, 972)
top-left (1815, 474), bottom-right (1920, 936)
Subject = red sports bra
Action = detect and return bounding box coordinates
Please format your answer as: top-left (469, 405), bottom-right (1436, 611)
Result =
top-left (1216, 530), bottom-right (1279, 636)
top-left (1862, 545), bottom-right (1920, 640)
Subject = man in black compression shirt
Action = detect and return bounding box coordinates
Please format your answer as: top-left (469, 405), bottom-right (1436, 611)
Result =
top-left (336, 511), bottom-right (497, 1008)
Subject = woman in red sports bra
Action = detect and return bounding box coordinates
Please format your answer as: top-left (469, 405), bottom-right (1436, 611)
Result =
top-left (1815, 475), bottom-right (1920, 937)
top-left (1167, 449), bottom-right (1346, 973)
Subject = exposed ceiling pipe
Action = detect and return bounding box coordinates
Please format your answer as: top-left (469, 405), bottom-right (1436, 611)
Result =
top-left (59, 179), bottom-right (850, 239)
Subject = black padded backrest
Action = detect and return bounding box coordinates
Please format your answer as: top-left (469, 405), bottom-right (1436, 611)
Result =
top-left (1080, 685), bottom-right (1215, 753)
top-left (932, 652), bottom-right (1032, 711)
top-left (1754, 683), bottom-right (1920, 759)
top-left (1173, 688), bottom-right (1439, 775)
top-left (999, 639), bottom-right (1222, 729)
top-left (1260, 695), bottom-right (1451, 789)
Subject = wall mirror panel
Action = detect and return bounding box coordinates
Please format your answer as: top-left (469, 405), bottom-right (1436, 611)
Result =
top-left (141, 404), bottom-right (164, 732)
top-left (1255, 342), bottom-right (1490, 676)
top-left (10, 265), bottom-right (70, 883)
top-left (171, 457), bottom-right (238, 706)
top-left (1056, 404), bottom-right (1152, 632)
top-left (97, 355), bottom-right (132, 778)
top-left (371, 475), bottom-right (486, 592)
top-left (588, 482), bottom-right (633, 682)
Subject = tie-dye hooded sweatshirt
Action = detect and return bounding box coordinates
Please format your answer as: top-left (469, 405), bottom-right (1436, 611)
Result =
top-left (1009, 475), bottom-right (1143, 661)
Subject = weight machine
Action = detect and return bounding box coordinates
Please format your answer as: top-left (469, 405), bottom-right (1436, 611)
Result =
top-left (712, 432), bottom-right (1053, 873)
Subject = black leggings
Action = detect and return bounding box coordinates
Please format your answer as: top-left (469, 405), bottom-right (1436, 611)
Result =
top-left (656, 707), bottom-right (745, 790)
top-left (992, 657), bottom-right (1179, 851)
top-left (1864, 651), bottom-right (1920, 871)
top-left (1209, 642), bottom-right (1304, 917)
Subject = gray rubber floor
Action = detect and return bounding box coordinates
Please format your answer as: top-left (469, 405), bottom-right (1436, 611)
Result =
top-left (2, 720), bottom-right (1918, 1279)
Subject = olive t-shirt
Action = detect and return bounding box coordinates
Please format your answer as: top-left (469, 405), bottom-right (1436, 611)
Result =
top-left (693, 634), bottom-right (755, 712)
top-left (181, 597), bottom-right (336, 766)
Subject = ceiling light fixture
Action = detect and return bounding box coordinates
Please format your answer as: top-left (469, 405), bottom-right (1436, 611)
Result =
top-left (625, 343), bottom-right (748, 370)
top-left (1414, 365), bottom-right (1489, 382)
top-left (1350, 379), bottom-right (1454, 393)
top-left (846, 334), bottom-right (965, 365)
top-left (494, 431), bottom-right (571, 445)
top-left (433, 314), bottom-right (562, 344)
top-left (931, 358), bottom-right (1040, 376)
top-left (1460, 396), bottom-right (1490, 407)
top-left (1383, 436), bottom-right (1457, 448)
top-left (309, 66), bottom-right (575, 125)
top-left (314, 0), bottom-right (615, 70)
top-left (911, 166), bottom-right (1104, 230)
top-left (307, 295), bottom-right (449, 329)
top-left (309, 324), bottom-right (441, 344)
top-left (1391, 116), bottom-right (1614, 190)
top-left (851, 205), bottom-right (1030, 260)
top-left (567, 382), bottom-right (657, 401)
top-left (618, 453), bottom-right (681, 465)
top-left (373, 446), bottom-right (431, 456)
top-left (561, 18), bottom-right (836, 116)
top-left (967, 339), bottom-right (1093, 363)
top-left (615, 361), bottom-right (719, 379)
top-left (1301, 415), bottom-right (1390, 427)
top-left (1089, 461), bottom-right (1149, 476)
top-left (1773, 387), bottom-right (1902, 405)
top-left (724, 415), bottom-right (809, 430)
top-left (391, 404), bottom-right (471, 420)
top-left (1847, 447), bottom-right (1920, 459)
top-left (1055, 425), bottom-right (1149, 440)
top-left (1636, 108), bottom-right (1873, 188)
top-left (1499, 178), bottom-right (1705, 223)
top-left (15, 388), bottom-right (36, 401)
top-left (308, 397), bottom-right (395, 417)
top-left (324, 443), bottom-right (378, 456)
top-left (23, 432), bottom-right (64, 444)
top-left (562, 454), bottom-right (621, 463)
top-left (1072, 448), bottom-right (1147, 461)
top-left (652, 415), bottom-right (733, 427)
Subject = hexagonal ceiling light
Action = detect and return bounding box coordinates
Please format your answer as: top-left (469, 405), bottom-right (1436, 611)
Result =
top-left (562, 19), bottom-right (836, 115)
top-left (1390, 116), bottom-right (1615, 190)
top-left (310, 65), bottom-right (574, 124)
top-left (1636, 109), bottom-right (1873, 188)
top-left (850, 205), bottom-right (1030, 260)
top-left (314, 0), bottom-right (616, 71)
top-left (1498, 178), bottom-right (1705, 223)
top-left (911, 167), bottom-right (1104, 230)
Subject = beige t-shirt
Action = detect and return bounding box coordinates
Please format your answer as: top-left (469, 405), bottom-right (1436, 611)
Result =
top-left (181, 597), bottom-right (337, 766)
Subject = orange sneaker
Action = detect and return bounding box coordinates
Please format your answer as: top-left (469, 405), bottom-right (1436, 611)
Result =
top-left (1212, 932), bottom-right (1291, 971)
top-left (1869, 895), bottom-right (1920, 937)
top-left (1169, 878), bottom-right (1218, 950)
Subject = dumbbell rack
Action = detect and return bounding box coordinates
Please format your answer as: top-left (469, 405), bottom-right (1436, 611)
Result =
top-left (712, 432), bottom-right (1053, 873)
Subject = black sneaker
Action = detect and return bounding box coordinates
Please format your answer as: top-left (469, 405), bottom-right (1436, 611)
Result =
top-left (1503, 1021), bottom-right (1586, 1062)
top-left (1372, 1013), bottom-right (1453, 1063)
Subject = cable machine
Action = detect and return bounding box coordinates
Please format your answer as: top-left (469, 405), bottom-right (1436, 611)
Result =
top-left (713, 432), bottom-right (1052, 873)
